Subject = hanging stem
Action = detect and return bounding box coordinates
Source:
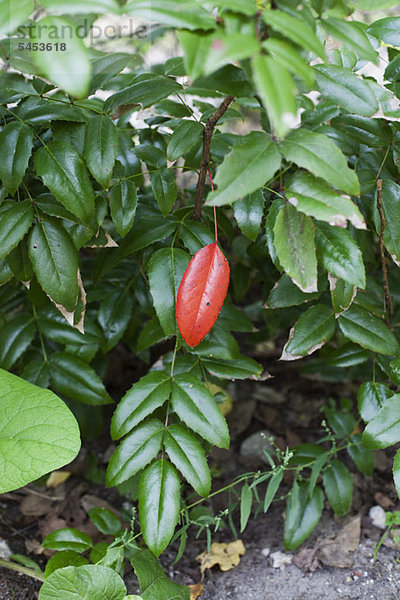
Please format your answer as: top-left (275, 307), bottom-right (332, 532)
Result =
top-left (376, 179), bottom-right (393, 320)
top-left (208, 166), bottom-right (218, 243)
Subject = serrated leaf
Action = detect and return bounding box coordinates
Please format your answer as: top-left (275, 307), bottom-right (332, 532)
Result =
top-left (0, 200), bottom-right (34, 260)
top-left (171, 374), bottom-right (229, 448)
top-left (167, 120), bottom-right (204, 161)
top-left (262, 9), bottom-right (325, 60)
top-left (176, 243), bottom-right (230, 347)
top-left (29, 220), bottom-right (79, 312)
top-left (338, 304), bottom-right (398, 355)
top-left (0, 122), bottom-right (34, 194)
top-left (321, 18), bottom-right (377, 63)
top-left (331, 115), bottom-right (392, 148)
top-left (284, 482), bottom-right (324, 551)
top-left (281, 304), bottom-right (335, 360)
top-left (0, 313), bottom-right (35, 370)
top-left (34, 141), bottom-right (94, 224)
top-left (273, 204), bottom-right (317, 293)
top-left (363, 395), bottom-right (400, 449)
top-left (84, 115), bottom-right (117, 189)
top-left (98, 289), bottom-right (133, 351)
top-left (202, 355), bottom-right (262, 379)
top-left (279, 128), bottom-right (359, 196)
top-left (38, 565), bottom-right (126, 600)
top-left (150, 168), bottom-right (177, 216)
top-left (206, 132), bottom-right (281, 206)
top-left (130, 549), bottom-right (190, 600)
top-left (164, 424), bottom-right (211, 497)
top-left (111, 371), bottom-right (171, 440)
top-left (104, 73), bottom-right (182, 112)
top-left (315, 222), bottom-right (366, 289)
top-left (322, 459), bottom-right (353, 516)
top-left (106, 419), bottom-right (164, 487)
top-left (139, 459), bottom-right (181, 557)
top-left (49, 352), bottom-right (112, 406)
top-left (314, 65), bottom-right (378, 116)
top-left (233, 190), bottom-right (264, 241)
top-left (120, 216), bottom-right (176, 257)
top-left (110, 181), bottom-right (138, 237)
top-left (0, 369), bottom-right (80, 493)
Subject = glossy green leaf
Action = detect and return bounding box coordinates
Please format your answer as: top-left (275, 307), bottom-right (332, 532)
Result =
top-left (262, 38), bottom-right (314, 88)
top-left (120, 216), bottom-right (177, 257)
top-left (357, 381), bottom-right (393, 423)
top-left (323, 459), bottom-right (353, 516)
top-left (22, 359), bottom-right (50, 388)
top-left (150, 168), bottom-right (177, 216)
top-left (44, 551), bottom-right (89, 578)
top-left (0, 200), bottom-right (34, 260)
top-left (347, 434), bottom-right (374, 477)
top-left (262, 9), bottom-right (325, 60)
top-left (147, 248), bottom-right (190, 336)
top-left (285, 172), bottom-right (365, 229)
top-left (367, 17), bottom-right (400, 46)
top-left (0, 313), bottom-right (35, 370)
top-left (327, 343), bottom-right (369, 368)
top-left (98, 289), bottom-right (133, 351)
top-left (179, 221), bottom-right (214, 254)
top-left (266, 273), bottom-right (321, 309)
top-left (338, 304), bottom-right (398, 355)
top-left (31, 17), bottom-right (91, 98)
top-left (281, 304), bottom-right (335, 360)
top-left (130, 550), bottom-right (189, 600)
top-left (104, 73), bottom-right (182, 112)
top-left (284, 481), bottom-right (324, 550)
top-left (251, 55), bottom-right (297, 139)
top-left (84, 115), bottom-right (117, 189)
top-left (315, 222), bottom-right (366, 288)
top-left (167, 120), bottom-right (204, 161)
top-left (171, 374), bottom-right (229, 448)
top-left (126, 0), bottom-right (216, 30)
top-left (110, 181), bottom-right (138, 237)
top-left (363, 395), bottom-right (400, 449)
top-left (202, 355), bottom-right (262, 379)
top-left (273, 204), bottom-right (318, 293)
top-left (331, 115), bottom-right (392, 148)
top-left (314, 65), bottom-right (378, 116)
top-left (38, 565), bottom-right (126, 600)
top-left (330, 277), bottom-right (356, 315)
top-left (106, 419), bottom-right (164, 487)
top-left (49, 352), bottom-right (112, 406)
top-left (0, 123), bottom-right (34, 194)
top-left (34, 141), bottom-right (95, 224)
top-left (88, 507), bottom-right (121, 536)
top-left (164, 424), bottom-right (211, 497)
top-left (139, 459), bottom-right (181, 557)
top-left (321, 18), bottom-right (377, 62)
top-left (324, 405), bottom-right (355, 438)
top-left (379, 179), bottom-right (400, 266)
top-left (29, 220), bottom-right (79, 312)
top-left (137, 318), bottom-right (165, 352)
top-left (280, 128), bottom-right (359, 195)
top-left (43, 528), bottom-right (93, 553)
top-left (0, 369), bottom-right (80, 493)
top-left (111, 371), bottom-right (171, 440)
top-left (206, 132), bottom-right (281, 206)
top-left (233, 190), bottom-right (265, 241)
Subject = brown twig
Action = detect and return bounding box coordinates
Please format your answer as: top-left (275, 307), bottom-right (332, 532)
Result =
top-left (193, 95), bottom-right (234, 221)
top-left (376, 179), bottom-right (393, 320)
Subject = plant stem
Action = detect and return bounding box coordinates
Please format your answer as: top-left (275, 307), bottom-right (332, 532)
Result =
top-left (376, 178), bottom-right (393, 320)
top-left (194, 95), bottom-right (235, 221)
top-left (0, 558), bottom-right (44, 582)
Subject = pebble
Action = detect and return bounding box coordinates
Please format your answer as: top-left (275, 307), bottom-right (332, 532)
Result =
top-left (0, 539), bottom-right (11, 559)
top-left (369, 505), bottom-right (387, 529)
top-left (270, 551), bottom-right (292, 568)
top-left (261, 547), bottom-right (270, 558)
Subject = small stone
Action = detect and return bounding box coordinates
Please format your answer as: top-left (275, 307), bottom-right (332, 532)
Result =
top-left (369, 505), bottom-right (386, 529)
top-left (261, 547), bottom-right (270, 558)
top-left (270, 551), bottom-right (292, 568)
top-left (0, 539), bottom-right (12, 559)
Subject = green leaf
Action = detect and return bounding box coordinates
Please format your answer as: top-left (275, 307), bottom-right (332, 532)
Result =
top-left (338, 305), bottom-right (399, 356)
top-left (88, 508), bottom-right (122, 536)
top-left (29, 220), bottom-right (79, 312)
top-left (104, 73), bottom-right (182, 112)
top-left (111, 371), bottom-right (171, 440)
top-left (367, 17), bottom-right (400, 46)
top-left (284, 482), bottom-right (324, 550)
top-left (390, 355), bottom-right (400, 385)
top-left (321, 18), bottom-right (377, 63)
top-left (171, 373), bottom-right (229, 448)
top-left (139, 459), bottom-right (181, 557)
top-left (120, 215), bottom-right (176, 257)
top-left (363, 395), bottom-right (400, 449)
top-left (164, 424), bottom-right (211, 497)
top-left (315, 222), bottom-right (366, 289)
top-left (330, 277), bottom-right (356, 315)
top-left (22, 359), bottom-right (50, 388)
top-left (34, 141), bottom-right (95, 224)
top-left (43, 529), bottom-right (93, 553)
top-left (262, 9), bottom-right (325, 60)
top-left (31, 17), bottom-right (91, 98)
top-left (167, 120), bottom-right (204, 161)
top-left (273, 204), bottom-right (318, 293)
top-left (347, 434), bottom-right (374, 477)
top-left (0, 313), bottom-right (35, 370)
top-left (324, 405), bottom-right (355, 438)
top-left (240, 483), bottom-right (252, 533)
top-left (38, 565), bottom-right (127, 600)
top-left (0, 369), bottom-right (80, 493)
top-left (263, 469), bottom-right (283, 513)
top-left (110, 181), bottom-right (138, 237)
top-left (179, 221), bottom-right (214, 254)
top-left (262, 38), bottom-right (314, 88)
top-left (280, 128), bottom-right (359, 196)
top-left (106, 419), bottom-right (164, 487)
top-left (150, 168), bottom-right (177, 216)
top-left (0, 123), bottom-right (34, 194)
top-left (251, 55), bottom-right (297, 139)
top-left (233, 190), bottom-right (265, 241)
top-left (0, 200), bottom-right (34, 260)
top-left (84, 115), bottom-right (117, 189)
top-left (147, 248), bottom-right (190, 336)
top-left (327, 343), bottom-right (369, 367)
top-left (314, 65), bottom-right (378, 116)
top-left (98, 289), bottom-right (133, 351)
top-left (393, 449), bottom-right (400, 500)
top-left (379, 179), bottom-right (400, 266)
top-left (331, 115), bottom-right (392, 148)
top-left (125, 0), bottom-right (216, 31)
top-left (17, 98), bottom-right (85, 125)
top-left (0, 0), bottom-right (34, 37)
top-left (44, 551), bottom-right (89, 578)
top-left (38, 0), bottom-right (120, 13)
top-left (357, 381), bottom-right (393, 423)
top-left (281, 304), bottom-right (335, 360)
top-left (322, 459), bottom-right (353, 516)
top-left (49, 352), bottom-right (112, 406)
top-left (266, 274), bottom-right (321, 309)
top-left (202, 355), bottom-right (262, 379)
top-left (206, 132), bottom-right (281, 206)
top-left (285, 172), bottom-right (365, 229)
top-left (130, 549), bottom-right (190, 600)
top-left (137, 318), bottom-right (166, 352)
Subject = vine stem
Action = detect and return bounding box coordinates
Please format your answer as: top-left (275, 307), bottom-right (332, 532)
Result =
top-left (0, 558), bottom-right (44, 582)
top-left (194, 95), bottom-right (235, 221)
top-left (376, 178), bottom-right (393, 320)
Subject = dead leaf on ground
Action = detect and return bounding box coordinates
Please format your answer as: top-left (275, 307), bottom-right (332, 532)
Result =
top-left (374, 492), bottom-right (395, 509)
top-left (196, 540), bottom-right (245, 574)
top-left (20, 494), bottom-right (53, 517)
top-left (294, 546), bottom-right (321, 572)
top-left (46, 471), bottom-right (71, 488)
top-left (188, 583), bottom-right (203, 599)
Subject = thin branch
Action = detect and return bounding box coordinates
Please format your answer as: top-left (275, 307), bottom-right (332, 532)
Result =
top-left (193, 95), bottom-right (234, 221)
top-left (0, 558), bottom-right (44, 582)
top-left (376, 179), bottom-right (393, 320)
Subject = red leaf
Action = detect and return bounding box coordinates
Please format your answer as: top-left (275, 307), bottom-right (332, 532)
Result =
top-left (176, 242), bottom-right (230, 348)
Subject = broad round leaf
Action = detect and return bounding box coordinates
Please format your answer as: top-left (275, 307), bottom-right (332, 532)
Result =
top-left (38, 565), bottom-right (126, 600)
